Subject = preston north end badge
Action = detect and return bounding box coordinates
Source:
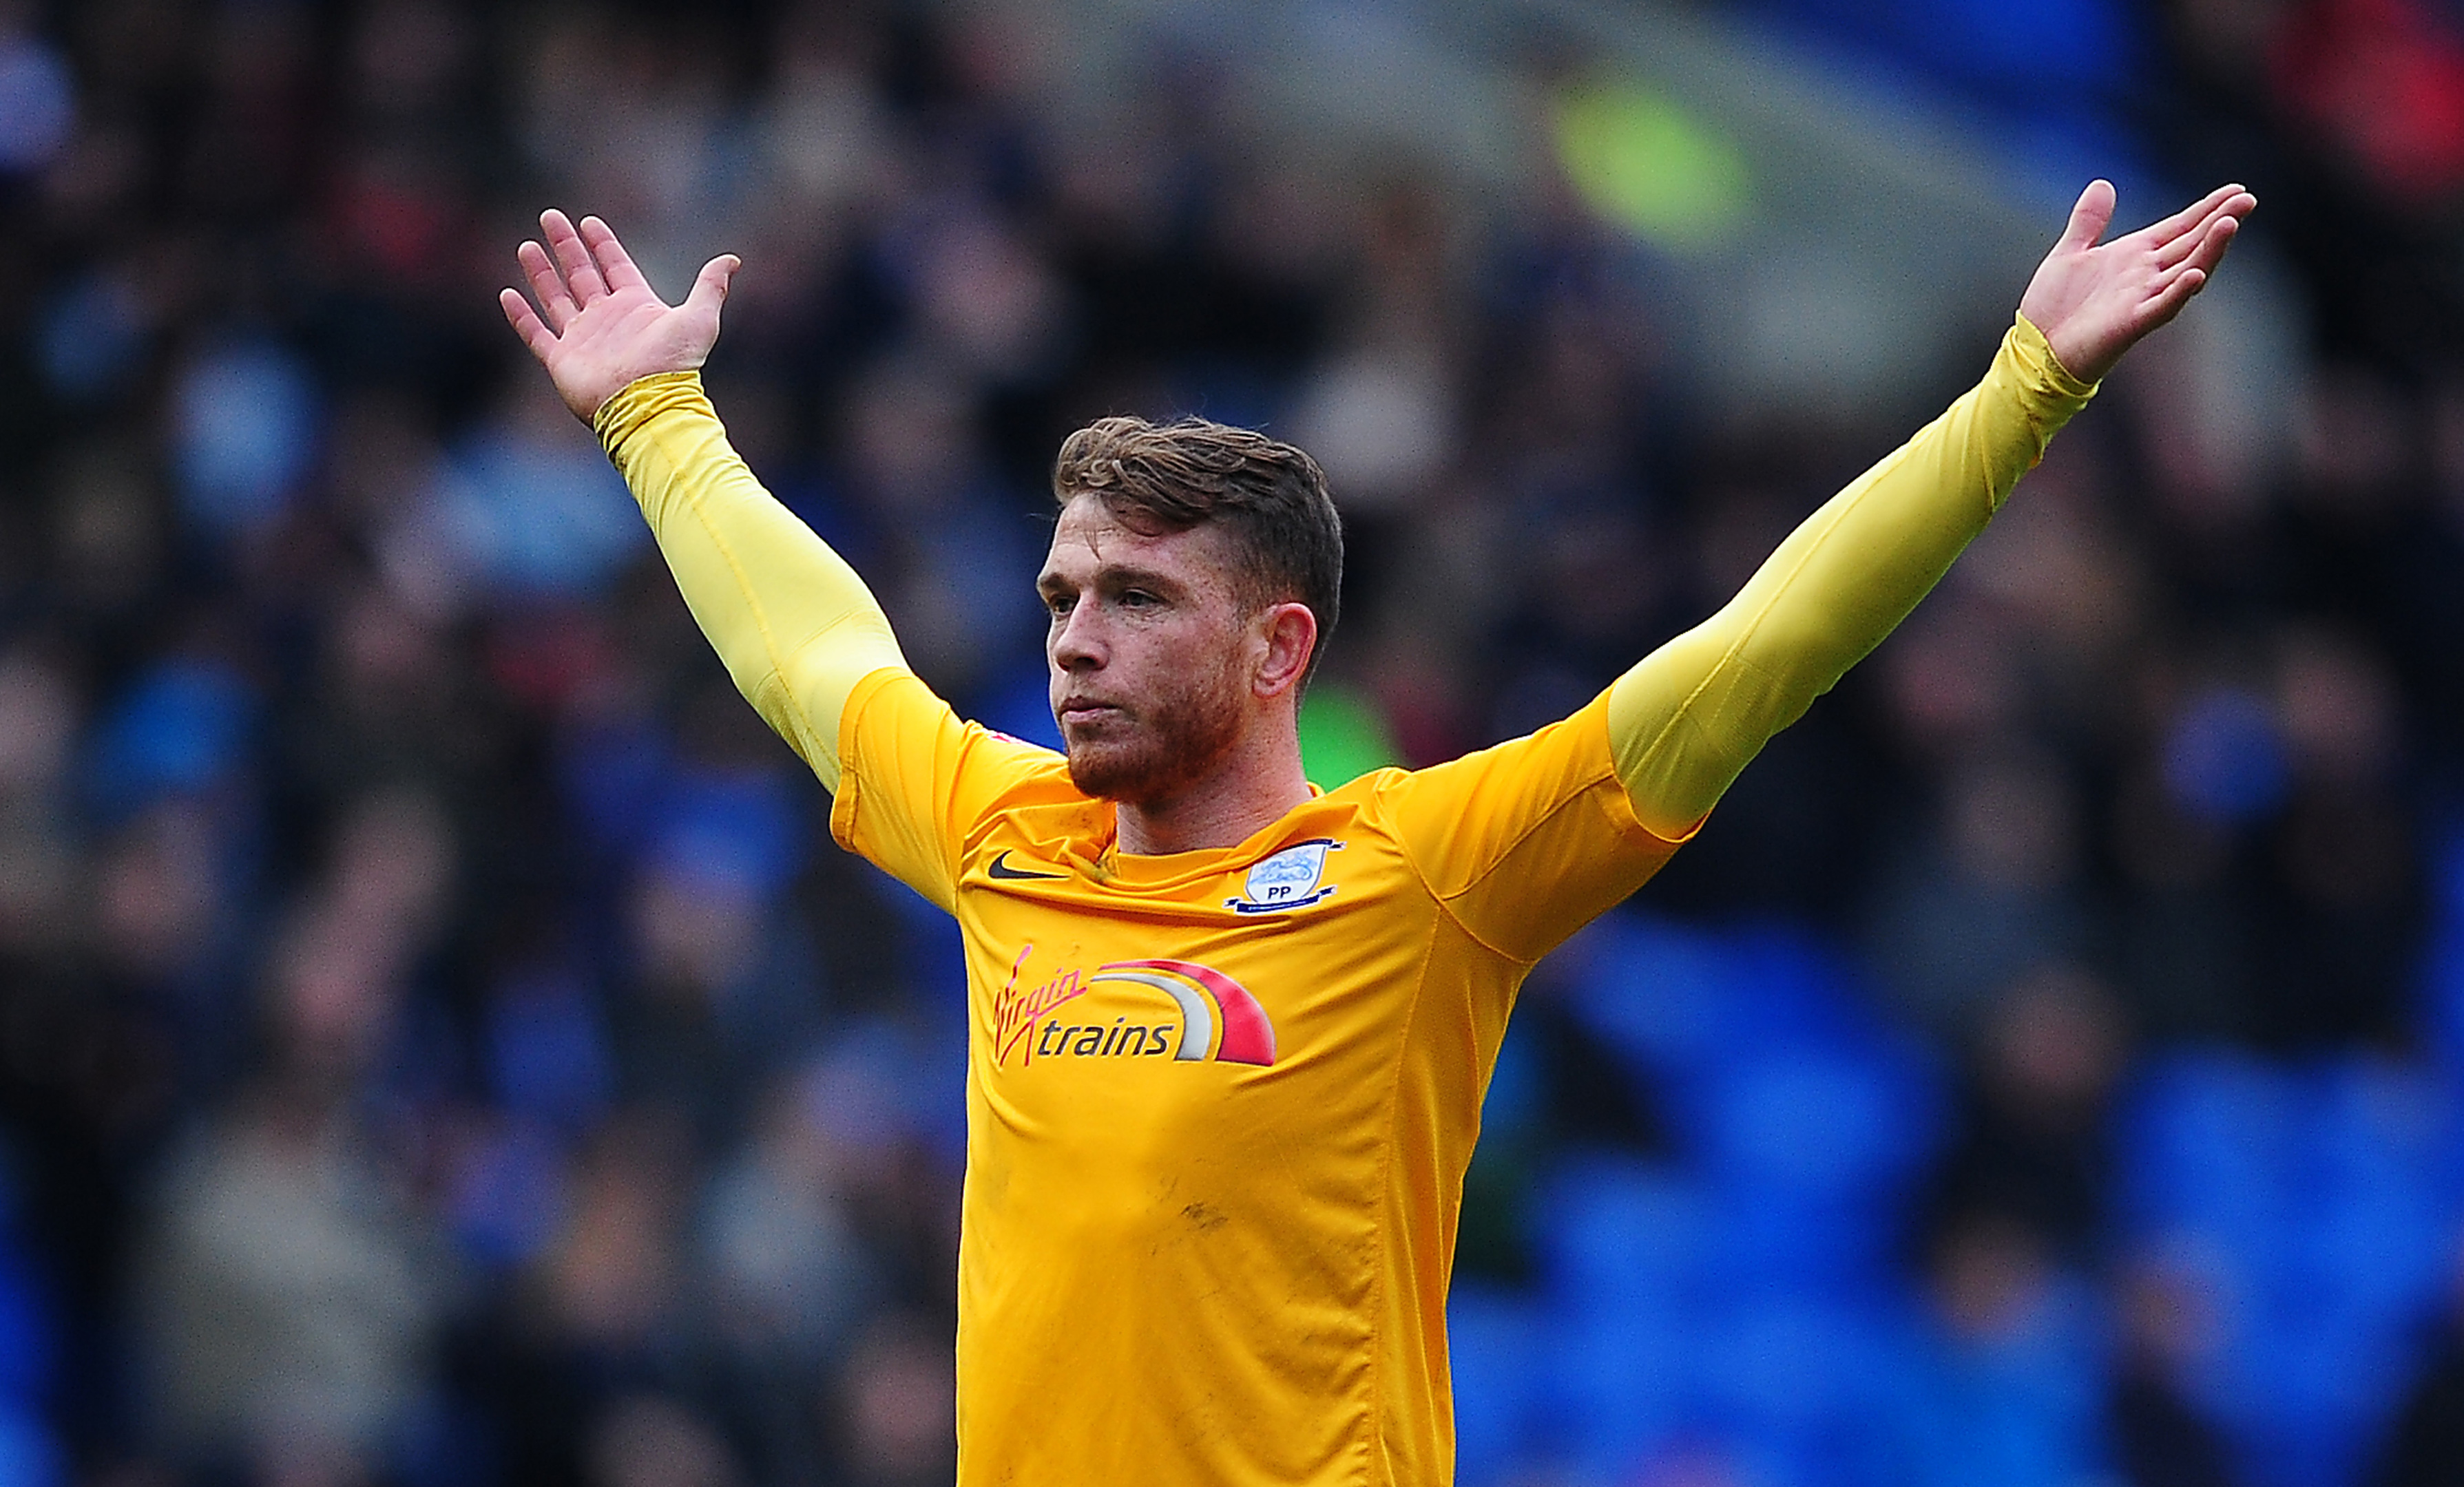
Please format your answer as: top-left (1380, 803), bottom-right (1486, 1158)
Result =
top-left (1227, 839), bottom-right (1341, 914)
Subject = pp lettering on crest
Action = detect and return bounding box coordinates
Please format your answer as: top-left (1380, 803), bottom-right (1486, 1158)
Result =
top-left (1226, 839), bottom-right (1341, 914)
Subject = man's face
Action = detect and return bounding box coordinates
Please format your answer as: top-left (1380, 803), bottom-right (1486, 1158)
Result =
top-left (1037, 498), bottom-right (1257, 805)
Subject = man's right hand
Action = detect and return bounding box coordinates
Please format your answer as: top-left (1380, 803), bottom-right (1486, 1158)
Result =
top-left (500, 210), bottom-right (740, 423)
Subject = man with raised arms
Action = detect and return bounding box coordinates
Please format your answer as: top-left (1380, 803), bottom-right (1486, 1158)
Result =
top-left (501, 177), bottom-right (2253, 1486)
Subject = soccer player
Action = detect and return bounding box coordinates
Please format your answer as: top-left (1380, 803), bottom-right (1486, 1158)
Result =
top-left (501, 178), bottom-right (2253, 1486)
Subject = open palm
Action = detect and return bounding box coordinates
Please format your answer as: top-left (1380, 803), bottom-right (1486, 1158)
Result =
top-left (500, 210), bottom-right (740, 422)
top-left (2019, 180), bottom-right (2256, 385)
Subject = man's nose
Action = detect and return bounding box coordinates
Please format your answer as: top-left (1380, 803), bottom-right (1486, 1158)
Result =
top-left (1050, 605), bottom-right (1105, 671)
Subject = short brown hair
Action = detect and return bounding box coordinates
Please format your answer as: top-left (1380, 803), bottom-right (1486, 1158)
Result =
top-left (1051, 415), bottom-right (1344, 676)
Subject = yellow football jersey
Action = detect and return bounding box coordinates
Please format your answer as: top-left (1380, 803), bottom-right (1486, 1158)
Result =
top-left (831, 668), bottom-right (1682, 1487)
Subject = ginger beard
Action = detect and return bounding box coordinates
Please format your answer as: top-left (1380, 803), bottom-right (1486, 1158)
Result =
top-left (1056, 636), bottom-right (1248, 804)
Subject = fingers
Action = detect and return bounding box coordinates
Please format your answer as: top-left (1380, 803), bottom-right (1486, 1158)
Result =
top-left (2155, 190), bottom-right (2255, 270)
top-left (2140, 183), bottom-right (2245, 251)
top-left (2143, 264), bottom-right (2209, 328)
top-left (516, 239), bottom-right (576, 332)
top-left (2151, 207), bottom-right (2225, 270)
top-left (683, 253), bottom-right (740, 319)
top-left (2173, 210), bottom-right (2243, 278)
top-left (2058, 179), bottom-right (2118, 251)
top-left (541, 209), bottom-right (609, 304)
top-left (577, 215), bottom-right (651, 294)
top-left (499, 288), bottom-right (557, 361)
top-left (2137, 226), bottom-right (2231, 326)
top-left (515, 209), bottom-right (640, 333)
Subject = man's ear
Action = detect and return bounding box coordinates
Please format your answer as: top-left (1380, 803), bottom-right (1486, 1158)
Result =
top-left (1252, 602), bottom-right (1319, 701)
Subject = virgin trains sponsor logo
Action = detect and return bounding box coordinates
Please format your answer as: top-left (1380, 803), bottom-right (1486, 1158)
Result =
top-left (992, 947), bottom-right (1275, 1069)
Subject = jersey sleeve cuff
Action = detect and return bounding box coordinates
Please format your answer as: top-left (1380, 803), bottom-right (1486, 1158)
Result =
top-left (592, 370), bottom-right (713, 456)
top-left (2010, 313), bottom-right (2100, 403)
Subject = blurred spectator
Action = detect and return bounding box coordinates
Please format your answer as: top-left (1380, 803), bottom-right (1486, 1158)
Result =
top-left (0, 2), bottom-right (72, 179)
top-left (1933, 964), bottom-right (2129, 1256)
top-left (694, 1073), bottom-right (880, 1484)
top-left (2108, 1251), bottom-right (2236, 1487)
top-left (439, 377), bottom-right (645, 600)
top-left (1885, 1210), bottom-right (2104, 1487)
top-left (137, 1077), bottom-right (452, 1482)
top-left (0, 646), bottom-right (81, 964)
top-left (2248, 624), bottom-right (2417, 1047)
top-left (1867, 744), bottom-right (2096, 1038)
top-left (831, 1313), bottom-right (954, 1487)
top-left (2372, 1221), bottom-right (2464, 1487)
top-left (699, 1077), bottom-right (878, 1366)
top-left (585, 1395), bottom-right (741, 1487)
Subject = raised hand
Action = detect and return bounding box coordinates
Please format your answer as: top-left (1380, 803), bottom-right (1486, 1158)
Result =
top-left (2018, 180), bottom-right (2257, 385)
top-left (500, 210), bottom-right (740, 423)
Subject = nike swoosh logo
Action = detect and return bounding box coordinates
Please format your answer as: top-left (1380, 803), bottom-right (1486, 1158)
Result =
top-left (987, 850), bottom-right (1065, 881)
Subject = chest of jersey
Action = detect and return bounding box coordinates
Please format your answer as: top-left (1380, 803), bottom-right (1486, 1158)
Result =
top-left (950, 816), bottom-right (1442, 1237)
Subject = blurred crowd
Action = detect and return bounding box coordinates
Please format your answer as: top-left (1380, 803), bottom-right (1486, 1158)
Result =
top-left (0, 0), bottom-right (2461, 1485)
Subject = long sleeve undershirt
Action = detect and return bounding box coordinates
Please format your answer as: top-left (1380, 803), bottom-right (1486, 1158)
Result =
top-left (1609, 313), bottom-right (2095, 836)
top-left (594, 372), bottom-right (905, 793)
top-left (594, 313), bottom-right (2094, 827)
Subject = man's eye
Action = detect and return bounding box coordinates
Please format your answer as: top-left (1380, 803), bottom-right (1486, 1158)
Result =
top-left (1120, 590), bottom-right (1156, 607)
top-left (1045, 593), bottom-right (1074, 617)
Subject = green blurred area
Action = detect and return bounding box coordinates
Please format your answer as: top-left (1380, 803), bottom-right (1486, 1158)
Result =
top-left (1552, 81), bottom-right (1753, 253)
top-left (1299, 684), bottom-right (1402, 790)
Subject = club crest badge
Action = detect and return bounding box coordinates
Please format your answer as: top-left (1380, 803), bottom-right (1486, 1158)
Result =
top-left (1226, 839), bottom-right (1341, 914)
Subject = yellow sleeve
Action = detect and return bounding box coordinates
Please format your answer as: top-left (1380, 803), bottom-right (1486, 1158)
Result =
top-left (1607, 314), bottom-right (2096, 836)
top-left (594, 370), bottom-right (908, 794)
top-left (1380, 692), bottom-right (1682, 965)
top-left (828, 668), bottom-right (1083, 914)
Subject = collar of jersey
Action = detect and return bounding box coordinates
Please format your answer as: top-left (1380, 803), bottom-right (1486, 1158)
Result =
top-left (1085, 786), bottom-right (1340, 892)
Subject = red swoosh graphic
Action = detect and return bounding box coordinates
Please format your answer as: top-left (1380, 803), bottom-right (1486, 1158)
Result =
top-left (1099, 958), bottom-right (1275, 1066)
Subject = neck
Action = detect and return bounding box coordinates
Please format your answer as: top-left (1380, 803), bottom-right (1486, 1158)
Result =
top-left (1112, 726), bottom-right (1313, 856)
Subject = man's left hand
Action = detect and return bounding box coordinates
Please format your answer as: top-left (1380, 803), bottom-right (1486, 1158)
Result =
top-left (2018, 180), bottom-right (2257, 385)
